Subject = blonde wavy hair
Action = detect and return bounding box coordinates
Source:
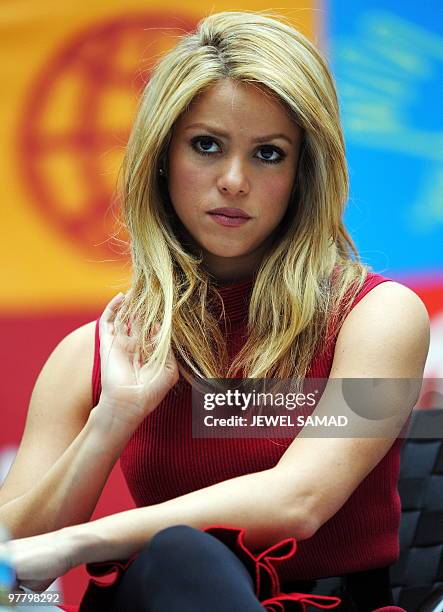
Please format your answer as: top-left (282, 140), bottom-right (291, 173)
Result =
top-left (115, 10), bottom-right (371, 387)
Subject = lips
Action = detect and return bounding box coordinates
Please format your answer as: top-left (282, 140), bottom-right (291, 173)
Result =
top-left (207, 207), bottom-right (251, 219)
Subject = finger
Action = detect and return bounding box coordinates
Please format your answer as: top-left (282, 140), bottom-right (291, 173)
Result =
top-left (115, 333), bottom-right (139, 354)
top-left (101, 293), bottom-right (126, 325)
top-left (165, 345), bottom-right (179, 379)
top-left (100, 293), bottom-right (126, 339)
top-left (128, 316), bottom-right (141, 339)
top-left (99, 294), bottom-right (126, 354)
top-left (126, 317), bottom-right (141, 339)
top-left (150, 322), bottom-right (161, 339)
top-left (133, 346), bottom-right (141, 371)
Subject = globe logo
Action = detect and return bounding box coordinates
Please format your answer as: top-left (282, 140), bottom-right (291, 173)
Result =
top-left (17, 13), bottom-right (196, 257)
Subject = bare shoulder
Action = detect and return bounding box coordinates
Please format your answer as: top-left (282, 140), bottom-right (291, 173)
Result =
top-left (40, 320), bottom-right (98, 417)
top-left (0, 320), bottom-right (98, 505)
top-left (353, 280), bottom-right (429, 329)
top-left (55, 319), bottom-right (96, 366)
top-left (331, 281), bottom-right (430, 378)
top-left (356, 279), bottom-right (428, 308)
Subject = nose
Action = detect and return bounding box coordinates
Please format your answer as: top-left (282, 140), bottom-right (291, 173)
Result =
top-left (216, 159), bottom-right (249, 196)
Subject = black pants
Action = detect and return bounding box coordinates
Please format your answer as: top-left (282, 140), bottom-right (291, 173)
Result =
top-left (110, 525), bottom-right (266, 611)
top-left (110, 524), bottom-right (394, 612)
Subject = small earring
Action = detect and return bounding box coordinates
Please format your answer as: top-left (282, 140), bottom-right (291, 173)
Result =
top-left (159, 167), bottom-right (167, 178)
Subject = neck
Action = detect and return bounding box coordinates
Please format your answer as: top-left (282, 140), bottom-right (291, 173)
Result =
top-left (203, 235), bottom-right (276, 286)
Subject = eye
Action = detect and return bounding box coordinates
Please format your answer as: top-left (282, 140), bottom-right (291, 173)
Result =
top-left (256, 145), bottom-right (286, 165)
top-left (190, 135), bottom-right (286, 165)
top-left (191, 136), bottom-right (221, 156)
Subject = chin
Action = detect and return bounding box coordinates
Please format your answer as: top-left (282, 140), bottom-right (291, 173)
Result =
top-left (204, 244), bottom-right (253, 258)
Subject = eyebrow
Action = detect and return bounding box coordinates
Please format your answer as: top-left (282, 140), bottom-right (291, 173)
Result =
top-left (184, 122), bottom-right (294, 145)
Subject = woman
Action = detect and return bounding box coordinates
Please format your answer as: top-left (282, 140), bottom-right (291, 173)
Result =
top-left (0, 10), bottom-right (429, 612)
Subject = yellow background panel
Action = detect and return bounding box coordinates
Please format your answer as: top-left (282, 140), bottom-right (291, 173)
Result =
top-left (1, 0), bottom-right (316, 313)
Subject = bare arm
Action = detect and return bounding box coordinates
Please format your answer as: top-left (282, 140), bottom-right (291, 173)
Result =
top-left (0, 415), bottom-right (129, 539)
top-left (275, 281), bottom-right (430, 529)
top-left (0, 293), bottom-right (179, 539)
top-left (0, 321), bottom-right (123, 538)
top-left (69, 464), bottom-right (312, 566)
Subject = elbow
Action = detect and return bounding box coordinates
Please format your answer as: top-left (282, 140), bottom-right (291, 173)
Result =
top-left (282, 504), bottom-right (319, 541)
top-left (266, 471), bottom-right (320, 542)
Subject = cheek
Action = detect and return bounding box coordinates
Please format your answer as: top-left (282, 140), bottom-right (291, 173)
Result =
top-left (168, 158), bottom-right (209, 210)
top-left (183, 166), bottom-right (209, 195)
top-left (261, 178), bottom-right (293, 218)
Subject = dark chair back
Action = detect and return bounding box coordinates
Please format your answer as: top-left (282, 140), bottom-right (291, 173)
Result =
top-left (306, 409), bottom-right (443, 612)
top-left (390, 409), bottom-right (443, 611)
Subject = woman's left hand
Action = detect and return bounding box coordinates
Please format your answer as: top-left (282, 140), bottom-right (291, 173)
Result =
top-left (2, 528), bottom-right (74, 593)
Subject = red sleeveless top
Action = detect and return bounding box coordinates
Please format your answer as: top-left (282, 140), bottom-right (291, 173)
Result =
top-left (91, 271), bottom-right (402, 583)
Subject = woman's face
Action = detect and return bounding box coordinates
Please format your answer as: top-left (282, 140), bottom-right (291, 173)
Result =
top-left (166, 78), bottom-right (303, 283)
